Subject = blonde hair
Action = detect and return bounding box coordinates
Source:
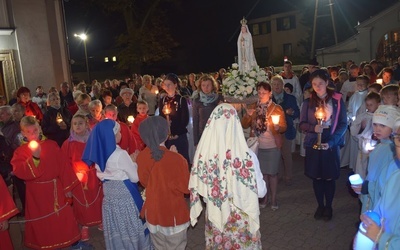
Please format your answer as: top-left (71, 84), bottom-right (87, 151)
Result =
top-left (88, 99), bottom-right (102, 109)
top-left (75, 93), bottom-right (91, 105)
top-left (270, 75), bottom-right (284, 85)
top-left (198, 74), bottom-right (218, 93)
top-left (20, 116), bottom-right (39, 129)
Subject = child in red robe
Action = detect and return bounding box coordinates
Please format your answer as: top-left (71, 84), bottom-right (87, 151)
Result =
top-left (0, 176), bottom-right (19, 250)
top-left (104, 104), bottom-right (138, 154)
top-left (11, 116), bottom-right (91, 249)
top-left (61, 114), bottom-right (103, 242)
top-left (131, 100), bottom-right (149, 151)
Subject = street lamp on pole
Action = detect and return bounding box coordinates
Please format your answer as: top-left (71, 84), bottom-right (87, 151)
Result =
top-left (74, 33), bottom-right (90, 84)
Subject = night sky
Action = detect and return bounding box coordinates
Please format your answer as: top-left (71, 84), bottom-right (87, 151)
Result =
top-left (64, 0), bottom-right (398, 75)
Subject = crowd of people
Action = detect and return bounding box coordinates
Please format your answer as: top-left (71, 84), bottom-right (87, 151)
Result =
top-left (1, 55), bottom-right (400, 249)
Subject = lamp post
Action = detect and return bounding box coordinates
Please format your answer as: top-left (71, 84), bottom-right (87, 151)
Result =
top-left (74, 33), bottom-right (90, 84)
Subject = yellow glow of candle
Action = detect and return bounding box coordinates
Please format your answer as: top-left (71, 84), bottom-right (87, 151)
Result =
top-left (155, 90), bottom-right (159, 95)
top-left (376, 79), bottom-right (383, 85)
top-left (315, 107), bottom-right (325, 120)
top-left (127, 115), bottom-right (135, 123)
top-left (28, 140), bottom-right (39, 151)
top-left (271, 115), bottom-right (280, 125)
top-left (57, 117), bottom-right (63, 123)
top-left (162, 105), bottom-right (171, 115)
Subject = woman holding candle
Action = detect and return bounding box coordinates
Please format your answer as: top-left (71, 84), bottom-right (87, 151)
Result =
top-left (41, 92), bottom-right (71, 147)
top-left (158, 73), bottom-right (190, 165)
top-left (299, 69), bottom-right (347, 221)
top-left (242, 81), bottom-right (287, 210)
top-left (16, 86), bottom-right (43, 122)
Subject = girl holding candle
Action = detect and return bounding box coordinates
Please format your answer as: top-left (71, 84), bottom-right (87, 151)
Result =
top-left (242, 81), bottom-right (286, 210)
top-left (16, 87), bottom-right (43, 122)
top-left (299, 69), bottom-right (347, 221)
top-left (41, 92), bottom-right (72, 147)
top-left (61, 114), bottom-right (103, 242)
top-left (158, 73), bottom-right (190, 165)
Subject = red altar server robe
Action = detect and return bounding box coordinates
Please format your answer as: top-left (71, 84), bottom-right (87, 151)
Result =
top-left (0, 177), bottom-right (19, 250)
top-left (11, 139), bottom-right (80, 249)
top-left (118, 121), bottom-right (138, 154)
top-left (61, 139), bottom-right (103, 226)
top-left (130, 114), bottom-right (147, 151)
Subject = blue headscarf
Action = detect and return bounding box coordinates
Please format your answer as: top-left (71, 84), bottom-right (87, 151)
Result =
top-left (82, 119), bottom-right (118, 172)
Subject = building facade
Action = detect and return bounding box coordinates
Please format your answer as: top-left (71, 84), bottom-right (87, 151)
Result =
top-left (249, 10), bottom-right (309, 67)
top-left (316, 2), bottom-right (400, 66)
top-left (0, 0), bottom-right (69, 101)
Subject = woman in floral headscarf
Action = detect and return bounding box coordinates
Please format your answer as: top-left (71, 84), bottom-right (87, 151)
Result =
top-left (189, 103), bottom-right (266, 249)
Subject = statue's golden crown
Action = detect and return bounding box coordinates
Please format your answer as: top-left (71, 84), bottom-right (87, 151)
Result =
top-left (240, 17), bottom-right (247, 26)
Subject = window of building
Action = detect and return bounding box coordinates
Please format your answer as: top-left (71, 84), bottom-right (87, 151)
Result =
top-left (112, 56), bottom-right (117, 62)
top-left (255, 47), bottom-right (269, 66)
top-left (252, 23), bottom-right (260, 35)
top-left (283, 43), bottom-right (292, 56)
top-left (277, 16), bottom-right (296, 31)
top-left (104, 57), bottom-right (109, 63)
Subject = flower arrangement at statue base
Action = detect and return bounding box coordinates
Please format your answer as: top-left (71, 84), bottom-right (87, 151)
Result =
top-left (222, 63), bottom-right (268, 104)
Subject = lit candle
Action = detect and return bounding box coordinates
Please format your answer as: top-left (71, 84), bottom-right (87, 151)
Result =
top-left (315, 107), bottom-right (325, 120)
top-left (127, 115), bottom-right (135, 123)
top-left (56, 112), bottom-right (63, 123)
top-left (376, 79), bottom-right (383, 85)
top-left (162, 104), bottom-right (171, 115)
top-left (349, 174), bottom-right (363, 185)
top-left (155, 90), bottom-right (159, 95)
top-left (28, 140), bottom-right (39, 151)
top-left (364, 142), bottom-right (375, 151)
top-left (271, 115), bottom-right (280, 125)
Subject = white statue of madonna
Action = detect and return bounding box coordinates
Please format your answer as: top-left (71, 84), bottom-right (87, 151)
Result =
top-left (237, 17), bottom-right (258, 74)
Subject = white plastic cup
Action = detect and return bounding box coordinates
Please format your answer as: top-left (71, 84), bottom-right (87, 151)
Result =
top-left (349, 174), bottom-right (363, 185)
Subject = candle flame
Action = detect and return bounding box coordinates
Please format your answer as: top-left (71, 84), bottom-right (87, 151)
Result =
top-left (28, 140), bottom-right (39, 151)
top-left (271, 115), bottom-right (280, 125)
top-left (127, 115), bottom-right (135, 123)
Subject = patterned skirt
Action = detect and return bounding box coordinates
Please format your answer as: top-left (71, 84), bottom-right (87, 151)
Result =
top-left (205, 202), bottom-right (262, 250)
top-left (102, 180), bottom-right (152, 250)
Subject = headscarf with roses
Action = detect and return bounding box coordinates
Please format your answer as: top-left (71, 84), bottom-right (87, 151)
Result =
top-left (189, 103), bottom-right (260, 235)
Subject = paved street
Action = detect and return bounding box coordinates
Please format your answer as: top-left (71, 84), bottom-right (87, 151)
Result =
top-left (9, 151), bottom-right (359, 250)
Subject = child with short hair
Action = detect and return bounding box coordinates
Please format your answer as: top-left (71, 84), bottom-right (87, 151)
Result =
top-left (104, 104), bottom-right (138, 154)
top-left (350, 92), bottom-right (381, 179)
top-left (11, 116), bottom-right (91, 249)
top-left (87, 99), bottom-right (104, 129)
top-left (352, 105), bottom-right (400, 213)
top-left (380, 84), bottom-right (399, 106)
top-left (61, 114), bottom-right (103, 242)
top-left (368, 83), bottom-right (382, 93)
top-left (82, 119), bottom-right (152, 249)
top-left (131, 100), bottom-right (149, 151)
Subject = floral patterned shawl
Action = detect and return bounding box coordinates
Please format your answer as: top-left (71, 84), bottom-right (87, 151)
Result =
top-left (189, 103), bottom-right (260, 234)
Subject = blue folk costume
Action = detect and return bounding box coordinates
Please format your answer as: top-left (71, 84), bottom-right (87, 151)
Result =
top-left (82, 119), bottom-right (151, 250)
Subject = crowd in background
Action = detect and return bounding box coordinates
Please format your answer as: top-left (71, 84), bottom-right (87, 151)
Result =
top-left (1, 55), bottom-right (400, 249)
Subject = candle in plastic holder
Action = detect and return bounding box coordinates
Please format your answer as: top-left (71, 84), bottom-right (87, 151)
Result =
top-left (155, 89), bottom-right (159, 95)
top-left (271, 115), bottom-right (280, 125)
top-left (349, 174), bottom-right (363, 185)
top-left (28, 140), bottom-right (39, 151)
top-left (376, 79), bottom-right (383, 85)
top-left (353, 210), bottom-right (381, 250)
top-left (127, 115), bottom-right (135, 123)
